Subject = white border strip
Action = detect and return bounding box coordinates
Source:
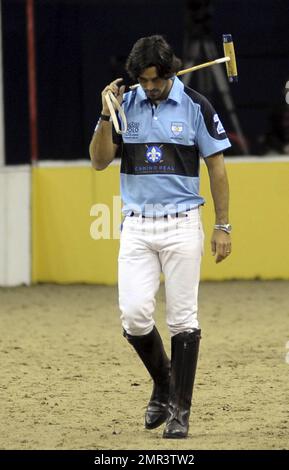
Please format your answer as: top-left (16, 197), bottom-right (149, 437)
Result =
top-left (0, 164), bottom-right (31, 173)
top-left (36, 155), bottom-right (289, 168)
top-left (0, 2), bottom-right (5, 166)
top-left (224, 156), bottom-right (289, 163)
top-left (36, 159), bottom-right (94, 167)
top-left (0, 166), bottom-right (31, 286)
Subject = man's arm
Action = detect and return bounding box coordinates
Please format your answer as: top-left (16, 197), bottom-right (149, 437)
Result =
top-left (89, 78), bottom-right (124, 171)
top-left (204, 152), bottom-right (232, 263)
top-left (89, 121), bottom-right (119, 171)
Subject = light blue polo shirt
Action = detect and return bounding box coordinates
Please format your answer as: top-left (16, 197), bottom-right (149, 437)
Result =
top-left (113, 76), bottom-right (231, 216)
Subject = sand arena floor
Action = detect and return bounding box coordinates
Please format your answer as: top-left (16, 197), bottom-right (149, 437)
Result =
top-left (0, 281), bottom-right (288, 450)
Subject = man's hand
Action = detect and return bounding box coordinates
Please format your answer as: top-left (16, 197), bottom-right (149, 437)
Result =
top-left (211, 229), bottom-right (232, 263)
top-left (101, 78), bottom-right (125, 115)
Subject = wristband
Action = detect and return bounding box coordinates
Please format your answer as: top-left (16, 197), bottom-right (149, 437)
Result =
top-left (100, 114), bottom-right (110, 121)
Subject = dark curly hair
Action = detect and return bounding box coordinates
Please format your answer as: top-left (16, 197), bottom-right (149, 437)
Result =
top-left (125, 35), bottom-right (182, 81)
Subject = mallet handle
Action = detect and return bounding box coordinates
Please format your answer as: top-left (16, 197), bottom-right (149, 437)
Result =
top-left (176, 56), bottom-right (230, 76)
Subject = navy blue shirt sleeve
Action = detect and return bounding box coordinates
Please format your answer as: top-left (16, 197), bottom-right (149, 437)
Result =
top-left (195, 95), bottom-right (231, 157)
top-left (184, 87), bottom-right (231, 158)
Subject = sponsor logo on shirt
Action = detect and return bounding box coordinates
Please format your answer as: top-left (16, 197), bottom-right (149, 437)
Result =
top-left (126, 121), bottom-right (140, 137)
top-left (171, 122), bottom-right (184, 136)
top-left (145, 145), bottom-right (163, 163)
top-left (134, 165), bottom-right (175, 172)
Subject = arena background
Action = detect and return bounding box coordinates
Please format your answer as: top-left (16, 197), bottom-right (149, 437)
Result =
top-left (0, 0), bottom-right (288, 451)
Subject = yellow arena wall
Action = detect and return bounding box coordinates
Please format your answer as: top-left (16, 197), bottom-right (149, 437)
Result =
top-left (32, 159), bottom-right (289, 283)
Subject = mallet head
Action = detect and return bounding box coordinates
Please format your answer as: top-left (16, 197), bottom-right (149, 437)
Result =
top-left (223, 34), bottom-right (238, 82)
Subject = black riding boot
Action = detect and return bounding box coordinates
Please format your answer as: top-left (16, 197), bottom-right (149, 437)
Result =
top-left (163, 329), bottom-right (201, 439)
top-left (124, 326), bottom-right (170, 429)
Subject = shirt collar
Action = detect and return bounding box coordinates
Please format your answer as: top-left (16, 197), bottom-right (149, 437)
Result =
top-left (134, 75), bottom-right (184, 105)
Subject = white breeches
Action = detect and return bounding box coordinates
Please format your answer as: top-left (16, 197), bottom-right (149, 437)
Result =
top-left (118, 209), bottom-right (204, 337)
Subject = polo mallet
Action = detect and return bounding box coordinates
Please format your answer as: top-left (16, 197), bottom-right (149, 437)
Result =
top-left (105, 34), bottom-right (237, 134)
